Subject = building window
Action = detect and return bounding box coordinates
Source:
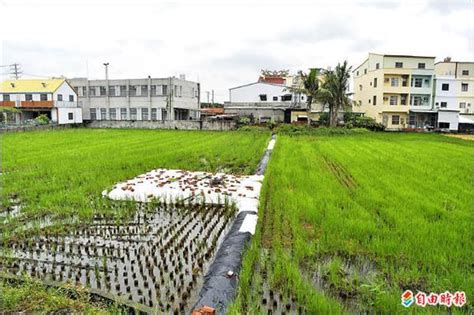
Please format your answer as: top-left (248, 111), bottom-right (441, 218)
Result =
top-left (461, 83), bottom-right (468, 92)
top-left (129, 86), bottom-right (137, 96)
top-left (364, 69), bottom-right (367, 74)
top-left (90, 108), bottom-right (97, 120)
top-left (409, 115), bottom-right (415, 126)
top-left (130, 108), bottom-right (137, 120)
top-left (109, 86), bottom-right (116, 96)
top-left (395, 62), bottom-right (403, 68)
top-left (142, 85), bottom-right (148, 96)
top-left (440, 102), bottom-right (447, 108)
top-left (120, 108), bottom-right (127, 120)
top-left (89, 87), bottom-right (97, 96)
top-left (120, 85), bottom-right (127, 96)
top-left (401, 94), bottom-right (407, 105)
top-left (439, 122), bottom-right (450, 129)
top-left (151, 108), bottom-right (157, 120)
top-left (390, 78), bottom-right (399, 87)
top-left (69, 95), bottom-right (74, 102)
top-left (68, 112), bottom-right (73, 120)
top-left (460, 102), bottom-right (466, 109)
top-left (109, 108), bottom-right (117, 120)
top-left (441, 83), bottom-right (449, 91)
top-left (57, 94), bottom-right (63, 101)
top-left (413, 78), bottom-right (423, 88)
top-left (373, 95), bottom-right (377, 105)
top-left (3, 94), bottom-right (10, 101)
top-left (40, 94), bottom-right (48, 101)
top-left (99, 86), bottom-right (106, 96)
top-left (391, 115), bottom-right (400, 125)
top-left (359, 84), bottom-right (363, 91)
top-left (356, 71), bottom-right (359, 76)
top-left (174, 85), bottom-right (178, 97)
top-left (389, 95), bottom-right (398, 105)
top-left (100, 108), bottom-right (107, 120)
top-left (151, 85), bottom-right (157, 96)
top-left (418, 63), bottom-right (426, 69)
top-left (25, 94), bottom-right (33, 101)
top-left (273, 96), bottom-right (278, 101)
top-left (259, 94), bottom-right (267, 101)
top-left (462, 70), bottom-right (469, 76)
top-left (376, 63), bottom-right (380, 69)
top-left (373, 78), bottom-right (377, 88)
top-left (82, 87), bottom-right (87, 96)
top-left (282, 94), bottom-right (292, 101)
top-left (141, 108), bottom-right (149, 120)
top-left (162, 85), bottom-right (168, 96)
top-left (179, 86), bottom-right (182, 97)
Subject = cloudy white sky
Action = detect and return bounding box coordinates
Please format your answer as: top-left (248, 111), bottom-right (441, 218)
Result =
top-left (0, 0), bottom-right (473, 102)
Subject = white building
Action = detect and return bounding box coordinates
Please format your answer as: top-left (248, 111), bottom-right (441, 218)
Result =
top-left (434, 60), bottom-right (474, 131)
top-left (0, 79), bottom-right (82, 124)
top-left (69, 76), bottom-right (200, 122)
top-left (224, 81), bottom-right (306, 123)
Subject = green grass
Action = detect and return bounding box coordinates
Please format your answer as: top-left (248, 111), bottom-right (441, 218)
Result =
top-left (232, 132), bottom-right (473, 314)
top-left (0, 276), bottom-right (121, 314)
top-left (1, 128), bottom-right (269, 219)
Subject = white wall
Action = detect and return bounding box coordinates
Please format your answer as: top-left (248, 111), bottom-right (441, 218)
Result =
top-left (56, 108), bottom-right (83, 124)
top-left (53, 81), bottom-right (77, 104)
top-left (438, 110), bottom-right (458, 130)
top-left (230, 82), bottom-right (292, 103)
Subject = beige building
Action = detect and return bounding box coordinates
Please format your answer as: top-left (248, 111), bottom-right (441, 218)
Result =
top-left (353, 53), bottom-right (436, 130)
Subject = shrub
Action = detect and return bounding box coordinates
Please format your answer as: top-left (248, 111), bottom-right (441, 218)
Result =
top-left (35, 114), bottom-right (50, 125)
top-left (344, 113), bottom-right (385, 131)
top-left (276, 124), bottom-right (369, 136)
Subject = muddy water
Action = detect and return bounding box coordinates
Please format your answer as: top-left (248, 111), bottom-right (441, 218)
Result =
top-left (0, 204), bottom-right (235, 314)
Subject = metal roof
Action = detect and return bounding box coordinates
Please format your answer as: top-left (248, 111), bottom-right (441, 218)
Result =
top-left (1, 79), bottom-right (66, 93)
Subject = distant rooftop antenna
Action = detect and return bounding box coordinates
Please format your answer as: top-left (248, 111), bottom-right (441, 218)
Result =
top-left (444, 57), bottom-right (452, 62)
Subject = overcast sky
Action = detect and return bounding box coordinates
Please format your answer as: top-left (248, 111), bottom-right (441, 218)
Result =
top-left (0, 0), bottom-right (472, 102)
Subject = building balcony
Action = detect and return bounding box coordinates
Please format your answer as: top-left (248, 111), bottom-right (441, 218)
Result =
top-left (20, 100), bottom-right (54, 108)
top-left (0, 101), bottom-right (15, 107)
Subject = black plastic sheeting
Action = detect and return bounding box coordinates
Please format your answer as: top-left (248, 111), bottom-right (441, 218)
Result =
top-left (192, 134), bottom-right (276, 313)
top-left (192, 211), bottom-right (253, 313)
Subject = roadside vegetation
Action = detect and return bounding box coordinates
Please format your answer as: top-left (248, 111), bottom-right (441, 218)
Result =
top-left (231, 132), bottom-right (473, 314)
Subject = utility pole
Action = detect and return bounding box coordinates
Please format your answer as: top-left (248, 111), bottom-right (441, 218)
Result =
top-left (103, 62), bottom-right (109, 80)
top-left (211, 90), bottom-right (214, 105)
top-left (9, 63), bottom-right (22, 79)
top-left (103, 63), bottom-right (110, 119)
top-left (206, 91), bottom-right (210, 106)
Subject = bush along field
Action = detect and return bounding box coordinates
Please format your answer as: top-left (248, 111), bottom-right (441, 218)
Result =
top-left (0, 128), bottom-right (270, 313)
top-left (231, 132), bottom-right (473, 314)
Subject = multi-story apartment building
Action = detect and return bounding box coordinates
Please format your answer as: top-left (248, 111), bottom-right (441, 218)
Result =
top-left (0, 79), bottom-right (82, 124)
top-left (353, 53), bottom-right (436, 130)
top-left (69, 76), bottom-right (200, 122)
top-left (434, 59), bottom-right (474, 131)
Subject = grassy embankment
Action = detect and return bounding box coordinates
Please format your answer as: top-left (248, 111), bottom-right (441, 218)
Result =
top-left (231, 132), bottom-right (473, 314)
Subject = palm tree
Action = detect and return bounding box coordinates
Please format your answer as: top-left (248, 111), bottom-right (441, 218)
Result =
top-left (316, 61), bottom-right (352, 127)
top-left (288, 68), bottom-right (321, 125)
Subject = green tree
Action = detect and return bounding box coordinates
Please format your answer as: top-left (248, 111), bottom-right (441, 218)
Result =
top-left (316, 61), bottom-right (353, 127)
top-left (289, 68), bottom-right (321, 125)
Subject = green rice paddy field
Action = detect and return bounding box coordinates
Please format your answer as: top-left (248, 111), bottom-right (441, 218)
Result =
top-left (231, 132), bottom-right (473, 314)
top-left (1, 129), bottom-right (473, 313)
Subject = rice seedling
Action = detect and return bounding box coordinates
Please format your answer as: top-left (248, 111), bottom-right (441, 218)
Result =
top-left (232, 132), bottom-right (473, 314)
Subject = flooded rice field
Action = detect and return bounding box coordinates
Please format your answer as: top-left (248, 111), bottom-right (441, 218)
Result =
top-left (0, 203), bottom-right (236, 313)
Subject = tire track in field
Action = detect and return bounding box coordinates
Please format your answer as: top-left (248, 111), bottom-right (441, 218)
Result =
top-left (322, 156), bottom-right (357, 192)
